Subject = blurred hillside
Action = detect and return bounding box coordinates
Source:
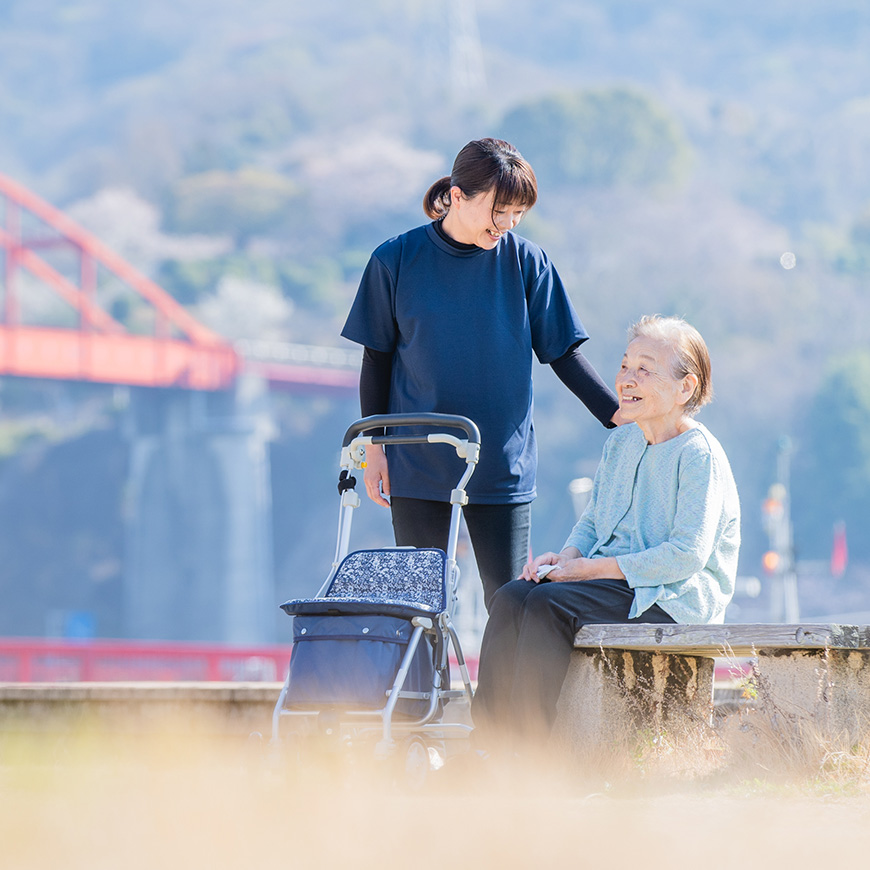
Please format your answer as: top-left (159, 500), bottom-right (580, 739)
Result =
top-left (2, 0), bottom-right (870, 633)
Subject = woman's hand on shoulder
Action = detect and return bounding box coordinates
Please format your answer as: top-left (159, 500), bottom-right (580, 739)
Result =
top-left (610, 407), bottom-right (629, 426)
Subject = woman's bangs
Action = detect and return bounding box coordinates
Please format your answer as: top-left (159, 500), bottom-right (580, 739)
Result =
top-left (493, 169), bottom-right (538, 211)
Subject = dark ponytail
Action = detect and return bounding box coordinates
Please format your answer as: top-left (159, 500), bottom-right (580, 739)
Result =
top-left (423, 177), bottom-right (453, 219)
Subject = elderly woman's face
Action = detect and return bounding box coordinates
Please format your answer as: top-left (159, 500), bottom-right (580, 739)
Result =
top-left (615, 336), bottom-right (690, 425)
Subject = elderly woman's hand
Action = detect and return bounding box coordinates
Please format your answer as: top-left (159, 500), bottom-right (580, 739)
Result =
top-left (521, 549), bottom-right (626, 584)
top-left (520, 551), bottom-right (564, 582)
top-left (547, 557), bottom-right (599, 582)
top-left (521, 546), bottom-right (584, 582)
top-left (560, 556), bottom-right (626, 583)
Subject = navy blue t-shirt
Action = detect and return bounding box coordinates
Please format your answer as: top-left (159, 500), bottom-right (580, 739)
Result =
top-left (341, 222), bottom-right (588, 504)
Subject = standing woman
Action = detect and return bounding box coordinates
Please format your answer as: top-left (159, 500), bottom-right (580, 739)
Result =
top-left (341, 138), bottom-right (620, 609)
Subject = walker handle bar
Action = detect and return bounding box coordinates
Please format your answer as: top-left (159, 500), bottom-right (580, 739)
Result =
top-left (342, 413), bottom-right (480, 448)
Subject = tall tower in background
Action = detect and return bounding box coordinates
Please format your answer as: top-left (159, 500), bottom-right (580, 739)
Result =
top-left (448, 0), bottom-right (486, 103)
top-left (762, 436), bottom-right (800, 623)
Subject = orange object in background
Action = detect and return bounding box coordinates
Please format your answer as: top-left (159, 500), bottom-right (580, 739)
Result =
top-left (761, 550), bottom-right (780, 575)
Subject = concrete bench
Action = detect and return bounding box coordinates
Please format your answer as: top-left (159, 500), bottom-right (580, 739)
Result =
top-left (555, 623), bottom-right (870, 754)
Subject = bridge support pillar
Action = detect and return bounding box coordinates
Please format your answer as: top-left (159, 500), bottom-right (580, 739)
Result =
top-left (122, 375), bottom-right (275, 644)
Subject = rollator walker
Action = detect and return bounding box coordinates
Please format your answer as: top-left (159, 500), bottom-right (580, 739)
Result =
top-left (271, 413), bottom-right (480, 774)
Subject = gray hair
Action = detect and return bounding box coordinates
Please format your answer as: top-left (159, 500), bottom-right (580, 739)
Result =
top-left (627, 315), bottom-right (713, 416)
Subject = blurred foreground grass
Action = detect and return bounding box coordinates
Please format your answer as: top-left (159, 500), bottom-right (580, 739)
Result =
top-left (2, 711), bottom-right (870, 870)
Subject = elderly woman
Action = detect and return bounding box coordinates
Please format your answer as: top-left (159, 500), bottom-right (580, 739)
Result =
top-left (472, 315), bottom-right (741, 742)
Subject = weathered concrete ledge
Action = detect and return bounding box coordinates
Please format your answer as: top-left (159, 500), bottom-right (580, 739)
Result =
top-left (0, 682), bottom-right (284, 739)
top-left (556, 623), bottom-right (870, 756)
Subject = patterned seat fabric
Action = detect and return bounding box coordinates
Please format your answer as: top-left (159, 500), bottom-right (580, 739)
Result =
top-left (325, 549), bottom-right (446, 612)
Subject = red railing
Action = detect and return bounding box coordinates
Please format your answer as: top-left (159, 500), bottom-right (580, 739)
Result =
top-left (0, 638), bottom-right (295, 683)
top-left (0, 637), bottom-right (745, 691)
top-left (0, 638), bottom-right (481, 684)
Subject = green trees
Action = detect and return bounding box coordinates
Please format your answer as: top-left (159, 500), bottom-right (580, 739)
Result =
top-left (499, 87), bottom-right (692, 190)
top-left (794, 350), bottom-right (870, 559)
top-left (168, 168), bottom-right (299, 248)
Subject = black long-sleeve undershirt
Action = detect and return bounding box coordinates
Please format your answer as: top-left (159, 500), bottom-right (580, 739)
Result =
top-left (550, 342), bottom-right (619, 427)
top-left (359, 343), bottom-right (618, 429)
top-left (360, 346), bottom-right (393, 420)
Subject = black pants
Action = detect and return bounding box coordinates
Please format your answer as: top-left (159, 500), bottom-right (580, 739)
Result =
top-left (472, 577), bottom-right (676, 741)
top-left (390, 496), bottom-right (531, 611)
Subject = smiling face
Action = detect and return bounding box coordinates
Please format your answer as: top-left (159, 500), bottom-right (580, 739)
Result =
top-left (441, 187), bottom-right (527, 249)
top-left (615, 336), bottom-right (698, 442)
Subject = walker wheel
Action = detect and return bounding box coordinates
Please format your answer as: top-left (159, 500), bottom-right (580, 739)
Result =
top-left (397, 736), bottom-right (430, 791)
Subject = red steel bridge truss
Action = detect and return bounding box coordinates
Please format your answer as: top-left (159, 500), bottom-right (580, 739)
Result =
top-left (0, 172), bottom-right (358, 394)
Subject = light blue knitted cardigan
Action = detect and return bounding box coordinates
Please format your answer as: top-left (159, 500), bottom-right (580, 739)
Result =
top-left (563, 422), bottom-right (741, 624)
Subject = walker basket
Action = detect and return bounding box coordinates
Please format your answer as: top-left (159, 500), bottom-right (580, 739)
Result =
top-left (284, 613), bottom-right (436, 717)
top-left (280, 548), bottom-right (448, 718)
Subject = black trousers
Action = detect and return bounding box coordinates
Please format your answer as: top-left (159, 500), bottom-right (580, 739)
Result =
top-left (390, 496), bottom-right (531, 611)
top-left (472, 577), bottom-right (676, 741)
